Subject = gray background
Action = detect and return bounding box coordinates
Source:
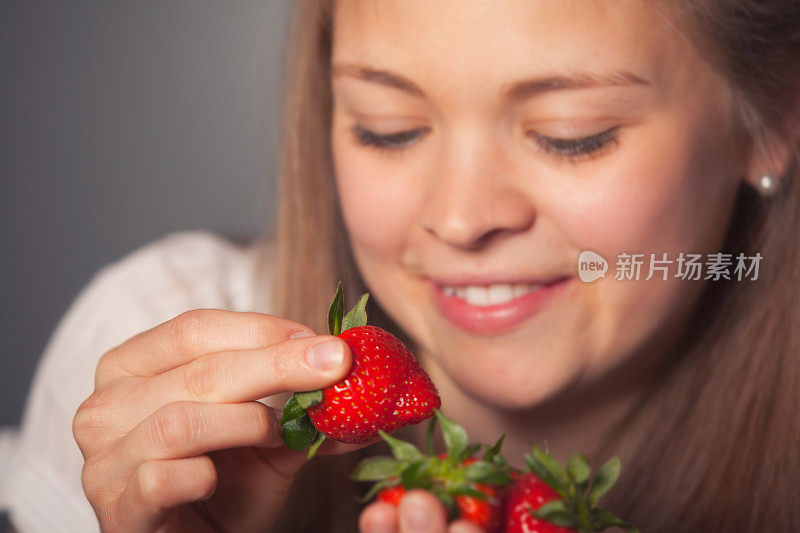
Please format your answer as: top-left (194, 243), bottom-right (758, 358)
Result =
top-left (1, 1), bottom-right (292, 427)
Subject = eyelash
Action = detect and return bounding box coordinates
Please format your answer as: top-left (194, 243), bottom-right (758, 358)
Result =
top-left (352, 125), bottom-right (429, 151)
top-left (528, 127), bottom-right (620, 162)
top-left (351, 124), bottom-right (620, 161)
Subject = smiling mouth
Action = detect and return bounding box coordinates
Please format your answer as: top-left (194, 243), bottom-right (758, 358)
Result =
top-left (425, 277), bottom-right (572, 334)
top-left (440, 282), bottom-right (543, 306)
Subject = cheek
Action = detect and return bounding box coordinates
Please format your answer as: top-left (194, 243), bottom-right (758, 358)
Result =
top-left (555, 137), bottom-right (737, 258)
top-left (551, 76), bottom-right (741, 259)
top-left (540, 110), bottom-right (741, 361)
top-left (332, 131), bottom-right (422, 260)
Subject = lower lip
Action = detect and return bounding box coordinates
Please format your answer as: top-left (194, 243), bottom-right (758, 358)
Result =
top-left (426, 278), bottom-right (572, 335)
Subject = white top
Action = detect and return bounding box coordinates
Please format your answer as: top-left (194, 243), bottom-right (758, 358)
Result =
top-left (0, 230), bottom-right (274, 532)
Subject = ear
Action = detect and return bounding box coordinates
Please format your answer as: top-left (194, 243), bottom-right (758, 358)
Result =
top-left (742, 129), bottom-right (796, 189)
top-left (742, 84), bottom-right (800, 190)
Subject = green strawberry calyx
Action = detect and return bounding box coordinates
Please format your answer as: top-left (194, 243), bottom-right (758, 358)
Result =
top-left (279, 282), bottom-right (369, 458)
top-left (351, 409), bottom-right (512, 520)
top-left (524, 445), bottom-right (639, 533)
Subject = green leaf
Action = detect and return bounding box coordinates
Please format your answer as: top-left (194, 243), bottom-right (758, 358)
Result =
top-left (279, 395), bottom-right (306, 426)
top-left (463, 443), bottom-right (482, 460)
top-left (306, 432), bottom-right (327, 458)
top-left (379, 430), bottom-right (424, 461)
top-left (351, 456), bottom-right (400, 481)
top-left (294, 390), bottom-right (322, 409)
top-left (591, 508), bottom-right (639, 533)
top-left (328, 282), bottom-right (345, 335)
top-left (532, 511), bottom-right (581, 528)
top-left (357, 479), bottom-right (398, 503)
top-left (525, 454), bottom-right (559, 495)
top-left (482, 434), bottom-right (505, 462)
top-left (281, 413), bottom-right (317, 451)
top-left (531, 500), bottom-right (580, 527)
top-left (342, 293), bottom-right (369, 331)
top-left (530, 445), bottom-right (570, 493)
top-left (567, 453), bottom-right (591, 486)
top-left (463, 460), bottom-right (512, 485)
top-left (435, 410), bottom-right (467, 460)
top-left (425, 416), bottom-right (437, 455)
top-left (492, 452), bottom-right (509, 469)
top-left (588, 456), bottom-right (621, 506)
top-left (399, 460), bottom-right (428, 488)
top-left (451, 486), bottom-right (487, 499)
top-left (533, 499), bottom-right (567, 514)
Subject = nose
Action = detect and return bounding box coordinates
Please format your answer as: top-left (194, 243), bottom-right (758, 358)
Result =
top-left (419, 143), bottom-right (535, 250)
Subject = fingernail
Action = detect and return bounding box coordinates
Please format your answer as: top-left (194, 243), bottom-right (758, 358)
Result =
top-left (402, 498), bottom-right (432, 531)
top-left (306, 338), bottom-right (344, 371)
top-left (290, 330), bottom-right (315, 339)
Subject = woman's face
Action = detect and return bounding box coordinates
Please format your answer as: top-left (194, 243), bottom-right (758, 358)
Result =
top-left (330, 0), bottom-right (745, 408)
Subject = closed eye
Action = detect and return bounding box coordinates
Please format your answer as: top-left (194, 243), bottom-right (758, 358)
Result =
top-left (352, 125), bottom-right (430, 151)
top-left (527, 126), bottom-right (620, 162)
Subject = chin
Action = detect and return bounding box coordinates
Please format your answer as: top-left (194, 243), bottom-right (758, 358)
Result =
top-left (441, 346), bottom-right (581, 411)
top-left (459, 375), bottom-right (567, 411)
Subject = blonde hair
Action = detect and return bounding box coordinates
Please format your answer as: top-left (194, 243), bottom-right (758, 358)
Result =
top-left (268, 1), bottom-right (800, 530)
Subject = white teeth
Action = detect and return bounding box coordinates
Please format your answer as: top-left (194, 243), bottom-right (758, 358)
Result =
top-left (442, 282), bottom-right (541, 306)
top-left (465, 286), bottom-right (490, 306)
top-left (513, 283), bottom-right (534, 297)
top-left (487, 284), bottom-right (514, 305)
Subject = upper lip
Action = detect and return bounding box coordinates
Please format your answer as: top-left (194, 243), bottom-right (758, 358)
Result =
top-left (423, 273), bottom-right (570, 287)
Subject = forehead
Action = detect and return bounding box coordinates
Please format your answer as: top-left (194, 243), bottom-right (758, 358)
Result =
top-left (332, 0), bottom-right (684, 96)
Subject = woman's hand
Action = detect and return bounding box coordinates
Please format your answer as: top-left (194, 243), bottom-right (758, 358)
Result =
top-left (359, 490), bottom-right (484, 533)
top-left (73, 308), bottom-right (359, 532)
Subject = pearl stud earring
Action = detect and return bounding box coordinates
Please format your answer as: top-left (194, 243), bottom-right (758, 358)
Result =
top-left (756, 174), bottom-right (780, 197)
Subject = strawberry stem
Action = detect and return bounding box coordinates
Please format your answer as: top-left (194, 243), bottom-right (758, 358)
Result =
top-left (426, 416), bottom-right (437, 454)
top-left (307, 432), bottom-right (326, 458)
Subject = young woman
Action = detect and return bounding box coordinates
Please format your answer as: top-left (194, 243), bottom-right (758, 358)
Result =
top-left (5, 1), bottom-right (799, 532)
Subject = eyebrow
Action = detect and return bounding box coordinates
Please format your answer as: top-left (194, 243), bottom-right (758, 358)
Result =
top-left (504, 71), bottom-right (651, 100)
top-left (332, 63), bottom-right (651, 100)
top-left (332, 64), bottom-right (425, 96)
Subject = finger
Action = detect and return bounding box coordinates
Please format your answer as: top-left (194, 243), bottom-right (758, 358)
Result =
top-left (152, 334), bottom-right (351, 403)
top-left (108, 335), bottom-right (351, 432)
top-left (360, 501), bottom-right (399, 533)
top-left (112, 455), bottom-right (217, 533)
top-left (97, 309), bottom-right (316, 383)
top-left (448, 519), bottom-right (485, 533)
top-left (77, 335), bottom-right (353, 458)
top-left (98, 401), bottom-right (281, 485)
top-left (399, 490), bottom-right (448, 533)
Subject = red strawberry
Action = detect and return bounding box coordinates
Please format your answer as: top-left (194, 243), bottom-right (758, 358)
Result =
top-left (307, 325), bottom-right (439, 443)
top-left (280, 283), bottom-right (440, 456)
top-left (377, 484), bottom-right (405, 506)
top-left (504, 472), bottom-right (575, 533)
top-left (454, 483), bottom-right (502, 532)
top-left (502, 446), bottom-right (638, 533)
top-left (353, 410), bottom-right (512, 533)
top-left (451, 456), bottom-right (503, 531)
